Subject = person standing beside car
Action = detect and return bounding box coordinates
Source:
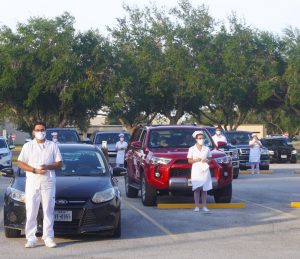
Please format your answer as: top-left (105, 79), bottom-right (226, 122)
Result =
top-left (187, 131), bottom-right (212, 213)
top-left (115, 133), bottom-right (128, 167)
top-left (249, 133), bottom-right (262, 174)
top-left (18, 121), bottom-right (62, 248)
top-left (212, 126), bottom-right (227, 147)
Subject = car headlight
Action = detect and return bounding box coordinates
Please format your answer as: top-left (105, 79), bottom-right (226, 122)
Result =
top-left (150, 156), bottom-right (172, 165)
top-left (261, 148), bottom-right (269, 155)
top-left (1, 152), bottom-right (10, 158)
top-left (92, 188), bottom-right (115, 203)
top-left (7, 187), bottom-right (25, 203)
top-left (292, 150), bottom-right (297, 154)
top-left (268, 150), bottom-right (275, 155)
top-left (214, 156), bottom-right (231, 164)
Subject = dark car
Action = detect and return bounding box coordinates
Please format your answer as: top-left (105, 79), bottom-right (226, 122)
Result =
top-left (1, 144), bottom-right (123, 238)
top-left (91, 130), bottom-right (131, 167)
top-left (125, 125), bottom-right (233, 206)
top-left (205, 127), bottom-right (240, 179)
top-left (261, 137), bottom-right (297, 163)
top-left (225, 131), bottom-right (270, 170)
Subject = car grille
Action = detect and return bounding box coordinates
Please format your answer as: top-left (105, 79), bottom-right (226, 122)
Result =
top-left (82, 210), bottom-right (98, 225)
top-left (169, 168), bottom-right (215, 178)
top-left (239, 148), bottom-right (250, 155)
top-left (53, 208), bottom-right (84, 233)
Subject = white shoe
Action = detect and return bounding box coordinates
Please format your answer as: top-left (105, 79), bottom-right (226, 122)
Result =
top-left (194, 207), bottom-right (200, 212)
top-left (25, 241), bottom-right (37, 248)
top-left (202, 207), bottom-right (210, 213)
top-left (44, 239), bottom-right (57, 248)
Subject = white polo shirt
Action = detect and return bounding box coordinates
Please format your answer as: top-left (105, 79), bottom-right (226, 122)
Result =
top-left (18, 139), bottom-right (62, 180)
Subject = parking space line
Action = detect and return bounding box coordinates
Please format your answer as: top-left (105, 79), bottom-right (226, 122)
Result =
top-left (234, 196), bottom-right (297, 219)
top-left (123, 200), bottom-right (178, 240)
top-left (157, 203), bottom-right (246, 209)
top-left (290, 202), bottom-right (300, 208)
top-left (240, 170), bottom-right (273, 174)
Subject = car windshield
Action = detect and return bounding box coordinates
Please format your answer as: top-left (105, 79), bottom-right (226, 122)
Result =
top-left (263, 139), bottom-right (292, 147)
top-left (56, 149), bottom-right (109, 176)
top-left (94, 132), bottom-right (130, 145)
top-left (226, 132), bottom-right (251, 145)
top-left (148, 129), bottom-right (214, 148)
top-left (46, 130), bottom-right (80, 143)
top-left (0, 139), bottom-right (8, 148)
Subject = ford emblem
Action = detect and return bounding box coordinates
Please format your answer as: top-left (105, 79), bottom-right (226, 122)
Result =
top-left (55, 199), bottom-right (68, 205)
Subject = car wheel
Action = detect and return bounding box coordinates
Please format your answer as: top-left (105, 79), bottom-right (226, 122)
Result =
top-left (124, 174), bottom-right (138, 198)
top-left (141, 173), bottom-right (156, 206)
top-left (112, 213), bottom-right (121, 238)
top-left (233, 168), bottom-right (239, 179)
top-left (5, 227), bottom-right (21, 238)
top-left (214, 184), bottom-right (232, 203)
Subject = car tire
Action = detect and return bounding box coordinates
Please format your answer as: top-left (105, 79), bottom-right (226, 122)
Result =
top-left (141, 173), bottom-right (156, 206)
top-left (112, 213), bottom-right (121, 238)
top-left (233, 168), bottom-right (239, 179)
top-left (4, 227), bottom-right (21, 238)
top-left (214, 184), bottom-right (232, 203)
top-left (124, 174), bottom-right (138, 198)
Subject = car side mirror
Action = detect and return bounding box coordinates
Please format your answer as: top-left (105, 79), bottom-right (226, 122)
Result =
top-left (217, 141), bottom-right (227, 149)
top-left (0, 168), bottom-right (14, 177)
top-left (131, 141), bottom-right (142, 149)
top-left (113, 167), bottom-right (127, 176)
top-left (9, 145), bottom-right (15, 150)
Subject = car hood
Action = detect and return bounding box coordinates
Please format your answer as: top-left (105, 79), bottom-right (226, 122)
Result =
top-left (12, 176), bottom-right (112, 198)
top-left (0, 148), bottom-right (10, 154)
top-left (147, 147), bottom-right (226, 159)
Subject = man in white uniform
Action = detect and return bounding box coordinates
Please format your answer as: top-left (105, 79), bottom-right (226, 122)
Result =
top-left (18, 122), bottom-right (62, 248)
top-left (212, 126), bottom-right (227, 147)
top-left (115, 133), bottom-right (128, 167)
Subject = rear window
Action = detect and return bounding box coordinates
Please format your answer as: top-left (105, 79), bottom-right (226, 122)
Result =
top-left (46, 130), bottom-right (80, 143)
top-left (148, 129), bottom-right (213, 148)
top-left (94, 132), bottom-right (130, 145)
top-left (226, 132), bottom-right (251, 145)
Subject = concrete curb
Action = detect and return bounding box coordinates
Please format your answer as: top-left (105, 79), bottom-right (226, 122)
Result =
top-left (240, 170), bottom-right (272, 174)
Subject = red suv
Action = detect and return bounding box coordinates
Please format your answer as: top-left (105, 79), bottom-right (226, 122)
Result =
top-left (125, 125), bottom-right (233, 206)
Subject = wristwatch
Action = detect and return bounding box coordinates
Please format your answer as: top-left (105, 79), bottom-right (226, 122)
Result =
top-left (32, 168), bottom-right (36, 174)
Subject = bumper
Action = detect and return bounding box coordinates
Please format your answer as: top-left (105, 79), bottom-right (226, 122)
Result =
top-left (269, 154), bottom-right (297, 163)
top-left (169, 177), bottom-right (218, 191)
top-left (4, 196), bottom-right (121, 235)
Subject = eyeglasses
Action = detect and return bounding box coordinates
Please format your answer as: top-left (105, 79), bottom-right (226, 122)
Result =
top-left (34, 129), bottom-right (45, 132)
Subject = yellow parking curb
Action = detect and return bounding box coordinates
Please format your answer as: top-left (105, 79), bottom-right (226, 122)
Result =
top-left (240, 170), bottom-right (272, 174)
top-left (290, 202), bottom-right (300, 208)
top-left (157, 203), bottom-right (246, 209)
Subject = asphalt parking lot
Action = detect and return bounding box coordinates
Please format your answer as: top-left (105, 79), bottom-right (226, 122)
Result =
top-left (1, 164), bottom-right (300, 259)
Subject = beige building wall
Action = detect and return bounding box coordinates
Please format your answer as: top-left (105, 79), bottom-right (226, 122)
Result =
top-left (235, 124), bottom-right (266, 139)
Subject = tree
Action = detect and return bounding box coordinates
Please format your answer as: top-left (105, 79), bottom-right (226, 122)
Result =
top-left (0, 13), bottom-right (111, 133)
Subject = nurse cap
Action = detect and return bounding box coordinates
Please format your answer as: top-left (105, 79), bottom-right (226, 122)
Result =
top-left (192, 130), bottom-right (204, 139)
top-left (119, 133), bottom-right (124, 137)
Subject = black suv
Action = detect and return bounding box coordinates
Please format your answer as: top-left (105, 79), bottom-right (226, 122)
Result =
top-left (225, 131), bottom-right (270, 170)
top-left (261, 137), bottom-right (297, 163)
top-left (205, 127), bottom-right (240, 179)
top-left (46, 128), bottom-right (81, 143)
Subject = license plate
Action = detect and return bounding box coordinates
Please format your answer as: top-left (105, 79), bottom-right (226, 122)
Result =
top-left (281, 155), bottom-right (287, 158)
top-left (54, 210), bottom-right (72, 222)
top-left (188, 179), bottom-right (192, 187)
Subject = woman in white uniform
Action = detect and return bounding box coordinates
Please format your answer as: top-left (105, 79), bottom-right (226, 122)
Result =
top-left (115, 133), bottom-right (128, 167)
top-left (249, 133), bottom-right (262, 174)
top-left (187, 131), bottom-right (212, 213)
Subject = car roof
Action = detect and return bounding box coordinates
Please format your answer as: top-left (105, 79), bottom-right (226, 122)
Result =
top-left (57, 143), bottom-right (98, 150)
top-left (226, 130), bottom-right (252, 134)
top-left (95, 130), bottom-right (130, 134)
top-left (47, 128), bottom-right (78, 131)
top-left (145, 125), bottom-right (205, 130)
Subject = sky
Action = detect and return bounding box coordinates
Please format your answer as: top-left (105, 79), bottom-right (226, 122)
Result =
top-left (0, 0), bottom-right (299, 35)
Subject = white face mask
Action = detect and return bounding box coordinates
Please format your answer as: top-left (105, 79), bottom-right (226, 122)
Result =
top-left (197, 139), bottom-right (204, 145)
top-left (216, 130), bottom-right (221, 135)
top-left (35, 131), bottom-right (46, 140)
top-left (120, 137), bottom-right (124, 141)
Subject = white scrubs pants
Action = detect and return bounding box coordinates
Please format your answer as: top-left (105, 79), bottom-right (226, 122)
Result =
top-left (25, 179), bottom-right (56, 242)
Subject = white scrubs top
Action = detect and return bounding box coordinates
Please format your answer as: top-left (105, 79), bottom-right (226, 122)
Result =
top-left (212, 134), bottom-right (227, 146)
top-left (249, 140), bottom-right (261, 163)
top-left (115, 141), bottom-right (128, 165)
top-left (187, 145), bottom-right (212, 191)
top-left (18, 139), bottom-right (62, 184)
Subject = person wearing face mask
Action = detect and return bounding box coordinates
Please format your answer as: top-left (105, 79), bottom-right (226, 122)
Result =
top-left (18, 122), bottom-right (62, 248)
top-left (212, 126), bottom-right (227, 147)
top-left (115, 133), bottom-right (128, 167)
top-left (51, 132), bottom-right (59, 143)
top-left (249, 133), bottom-right (262, 174)
top-left (187, 131), bottom-right (212, 213)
